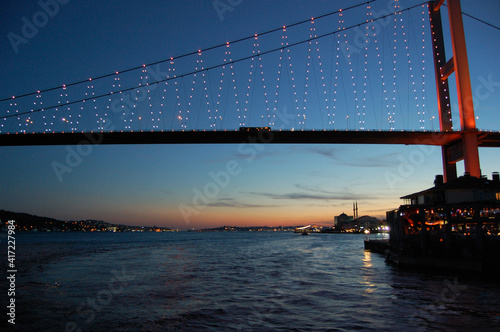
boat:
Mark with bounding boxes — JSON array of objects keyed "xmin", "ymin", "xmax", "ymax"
[{"xmin": 295, "ymin": 225, "xmax": 311, "ymax": 235}]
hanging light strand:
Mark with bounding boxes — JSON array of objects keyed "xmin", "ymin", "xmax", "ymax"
[
  {"xmin": 421, "ymin": 4, "xmax": 429, "ymax": 130},
  {"xmin": 404, "ymin": 9, "xmax": 419, "ymax": 129},
  {"xmin": 197, "ymin": 51, "xmax": 213, "ymax": 129},
  {"xmin": 312, "ymin": 19, "xmax": 329, "ymax": 131},
  {"xmin": 272, "ymin": 27, "xmax": 288, "ymax": 127},
  {"xmin": 302, "ymin": 19, "xmax": 317, "ymax": 130},
  {"xmin": 159, "ymin": 65, "xmax": 170, "ymax": 131},
  {"xmin": 332, "ymin": 10, "xmax": 345, "ymax": 129},
  {"xmin": 215, "ymin": 45, "xmax": 228, "ymax": 130},
  {"xmin": 389, "ymin": 0, "xmax": 401, "ymax": 130},
  {"xmin": 285, "ymin": 29, "xmax": 300, "ymax": 130},
  {"xmin": 242, "ymin": 35, "xmax": 259, "ymax": 127},
  {"xmin": 360, "ymin": 4, "xmax": 372, "ymax": 130},
  {"xmin": 256, "ymin": 37, "xmax": 271, "ymax": 126},
  {"xmin": 226, "ymin": 43, "xmax": 240, "ymax": 129}
]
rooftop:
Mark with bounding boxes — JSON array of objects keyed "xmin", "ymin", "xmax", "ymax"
[{"xmin": 400, "ymin": 172, "xmax": 500, "ymax": 207}]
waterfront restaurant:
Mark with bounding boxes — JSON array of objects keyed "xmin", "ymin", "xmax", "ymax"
[{"xmin": 387, "ymin": 172, "xmax": 500, "ymax": 272}]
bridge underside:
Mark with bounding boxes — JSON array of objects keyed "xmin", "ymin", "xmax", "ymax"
[{"xmin": 1, "ymin": 130, "xmax": 500, "ymax": 147}]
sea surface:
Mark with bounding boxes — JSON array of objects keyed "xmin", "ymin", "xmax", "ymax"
[{"xmin": 2, "ymin": 231, "xmax": 500, "ymax": 331}]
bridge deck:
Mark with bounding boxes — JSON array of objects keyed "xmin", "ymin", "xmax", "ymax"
[{"xmin": 1, "ymin": 130, "xmax": 499, "ymax": 147}]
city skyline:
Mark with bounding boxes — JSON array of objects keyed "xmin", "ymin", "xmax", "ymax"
[{"xmin": 1, "ymin": 0, "xmax": 499, "ymax": 230}]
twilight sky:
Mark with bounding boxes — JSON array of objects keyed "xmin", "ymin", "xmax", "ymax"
[{"xmin": 0, "ymin": 0, "xmax": 499, "ymax": 230}]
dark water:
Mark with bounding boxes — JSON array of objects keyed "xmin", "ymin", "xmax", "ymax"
[{"xmin": 2, "ymin": 232, "xmax": 500, "ymax": 331}]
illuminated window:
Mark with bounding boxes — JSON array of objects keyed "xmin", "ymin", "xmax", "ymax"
[{"xmin": 496, "ymin": 192, "xmax": 500, "ymax": 201}]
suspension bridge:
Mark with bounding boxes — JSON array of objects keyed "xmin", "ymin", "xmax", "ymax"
[{"xmin": 1, "ymin": 0, "xmax": 499, "ymax": 183}]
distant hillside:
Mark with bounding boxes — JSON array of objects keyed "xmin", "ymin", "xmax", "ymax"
[
  {"xmin": 0, "ymin": 210, "xmax": 173, "ymax": 232},
  {"xmin": 1, "ymin": 210, "xmax": 62, "ymax": 229},
  {"xmin": 0, "ymin": 209, "xmax": 108, "ymax": 231}
]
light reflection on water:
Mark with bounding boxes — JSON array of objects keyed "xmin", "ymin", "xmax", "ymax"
[
  {"xmin": 5, "ymin": 232, "xmax": 500, "ymax": 331},
  {"xmin": 362, "ymin": 250, "xmax": 376, "ymax": 294}
]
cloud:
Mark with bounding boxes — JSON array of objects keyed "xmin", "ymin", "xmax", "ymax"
[
  {"xmin": 205, "ymin": 197, "xmax": 280, "ymax": 208},
  {"xmin": 290, "ymin": 145, "xmax": 401, "ymax": 168},
  {"xmin": 339, "ymin": 152, "xmax": 402, "ymax": 168},
  {"xmin": 308, "ymin": 147, "xmax": 338, "ymax": 159},
  {"xmin": 293, "ymin": 183, "xmax": 378, "ymax": 199},
  {"xmin": 247, "ymin": 190, "xmax": 362, "ymax": 201},
  {"xmin": 235, "ymin": 148, "xmax": 282, "ymax": 161},
  {"xmin": 287, "ymin": 145, "xmax": 338, "ymax": 160},
  {"xmin": 244, "ymin": 180, "xmax": 391, "ymax": 203}
]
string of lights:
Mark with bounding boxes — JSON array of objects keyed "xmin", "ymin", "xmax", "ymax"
[
  {"xmin": 420, "ymin": 4, "xmax": 429, "ymax": 131},
  {"xmin": 214, "ymin": 45, "xmax": 229, "ymax": 130},
  {"xmin": 312, "ymin": 18, "xmax": 329, "ymax": 131},
  {"xmin": 198, "ymin": 52, "xmax": 213, "ymax": 129},
  {"xmin": 271, "ymin": 28, "xmax": 288, "ymax": 127},
  {"xmin": 389, "ymin": 0, "xmax": 400, "ymax": 130},
  {"xmin": 359, "ymin": 4, "xmax": 371, "ymax": 130},
  {"xmin": 345, "ymin": 11, "xmax": 357, "ymax": 130},
  {"xmin": 256, "ymin": 36, "xmax": 270, "ymax": 127},
  {"xmin": 376, "ymin": 10, "xmax": 387, "ymax": 130},
  {"xmin": 302, "ymin": 22, "xmax": 314, "ymax": 130},
  {"xmin": 227, "ymin": 43, "xmax": 240, "ymax": 129},
  {"xmin": 331, "ymin": 10, "xmax": 344, "ymax": 129},
  {"xmin": 242, "ymin": 37, "xmax": 257, "ymax": 127},
  {"xmin": 159, "ymin": 65, "xmax": 170, "ymax": 130},
  {"xmin": 283, "ymin": 27, "xmax": 300, "ymax": 130},
  {"xmin": 403, "ymin": 5, "xmax": 417, "ymax": 129}
]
